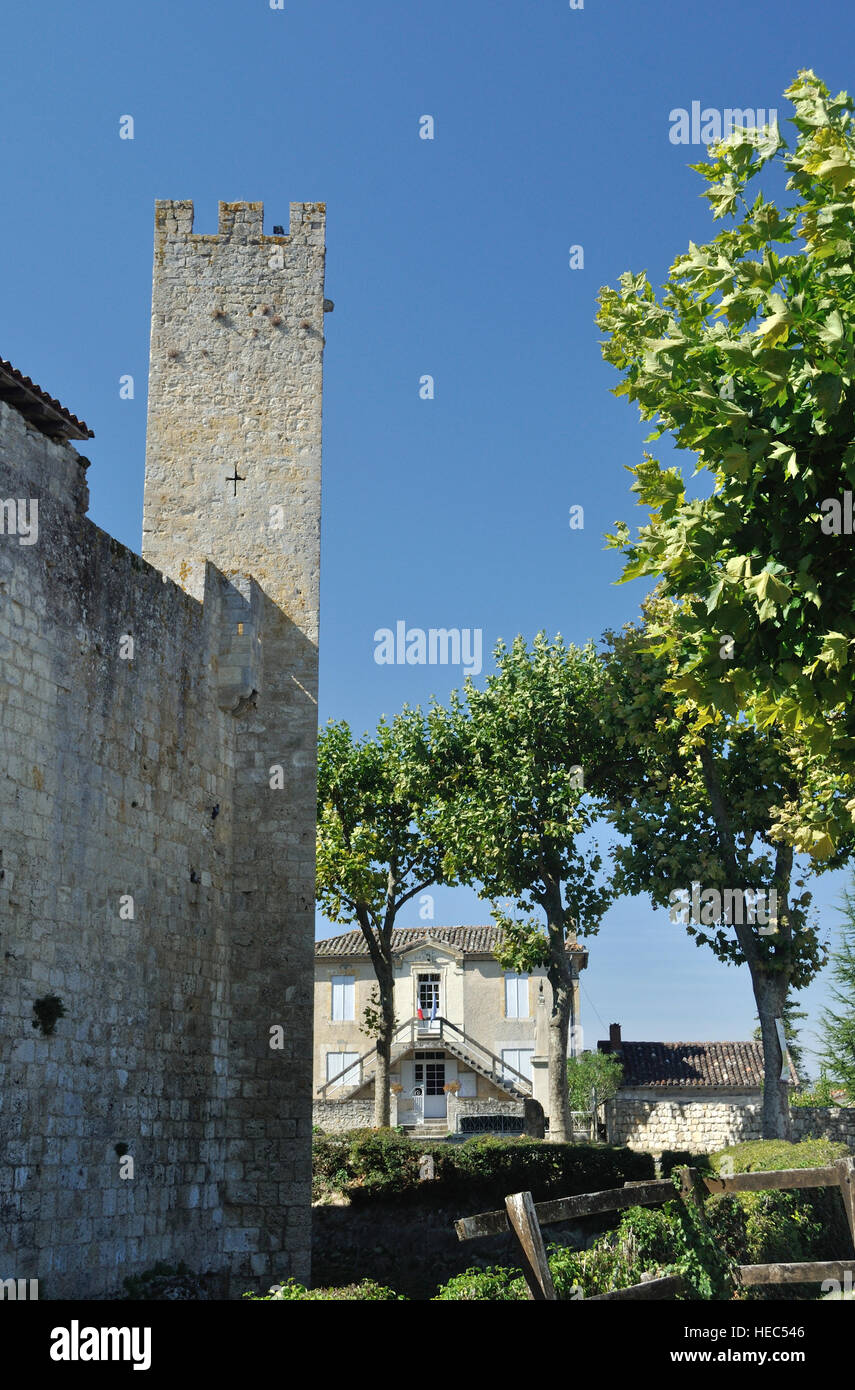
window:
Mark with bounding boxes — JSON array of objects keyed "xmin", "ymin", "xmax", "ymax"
[
  {"xmin": 504, "ymin": 973, "xmax": 530, "ymax": 1018},
  {"xmin": 501, "ymin": 1048, "xmax": 534, "ymax": 1082},
  {"xmin": 414, "ymin": 1056, "xmax": 446, "ymax": 1095},
  {"xmin": 417, "ymin": 973, "xmax": 440, "ymax": 1020},
  {"xmin": 331, "ymin": 975, "xmax": 354, "ymax": 1021},
  {"xmin": 326, "ymin": 1052, "xmax": 360, "ymax": 1088}
]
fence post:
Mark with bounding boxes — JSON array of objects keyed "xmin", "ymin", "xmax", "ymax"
[
  {"xmin": 678, "ymin": 1166, "xmax": 707, "ymax": 1218},
  {"xmin": 835, "ymin": 1157, "xmax": 855, "ymax": 1253},
  {"xmin": 504, "ymin": 1191, "xmax": 557, "ymax": 1301}
]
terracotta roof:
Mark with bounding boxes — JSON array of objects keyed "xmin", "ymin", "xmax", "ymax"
[
  {"xmin": 315, "ymin": 925, "xmax": 586, "ymax": 959},
  {"xmin": 0, "ymin": 358, "xmax": 93, "ymax": 441},
  {"xmin": 597, "ymin": 1039, "xmax": 795, "ymax": 1089}
]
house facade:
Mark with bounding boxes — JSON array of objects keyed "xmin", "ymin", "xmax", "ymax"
[{"xmin": 313, "ymin": 926, "xmax": 587, "ymax": 1131}]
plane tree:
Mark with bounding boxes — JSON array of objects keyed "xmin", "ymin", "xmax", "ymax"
[
  {"xmin": 316, "ymin": 710, "xmax": 448, "ymax": 1127},
  {"xmin": 599, "ymin": 594, "xmax": 835, "ymax": 1138},
  {"xmin": 429, "ymin": 634, "xmax": 615, "ymax": 1143},
  {"xmin": 597, "ymin": 70, "xmax": 855, "ymax": 858}
]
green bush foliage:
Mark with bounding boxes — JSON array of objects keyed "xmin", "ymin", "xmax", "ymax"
[
  {"xmin": 706, "ymin": 1138, "xmax": 851, "ymax": 1299},
  {"xmin": 312, "ymin": 1128, "xmax": 654, "ymax": 1204},
  {"xmin": 432, "ymin": 1195, "xmax": 736, "ymax": 1300},
  {"xmin": 243, "ymin": 1277, "xmax": 405, "ymax": 1301},
  {"xmin": 432, "ymin": 1266, "xmax": 528, "ymax": 1301},
  {"xmin": 709, "ymin": 1138, "xmax": 848, "ymax": 1175}
]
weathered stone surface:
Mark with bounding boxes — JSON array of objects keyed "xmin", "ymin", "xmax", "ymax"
[{"xmin": 0, "ymin": 198, "xmax": 324, "ymax": 1298}]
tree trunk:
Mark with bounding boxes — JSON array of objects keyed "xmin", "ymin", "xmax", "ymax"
[
  {"xmin": 543, "ymin": 881, "xmax": 574, "ymax": 1143},
  {"xmin": 698, "ymin": 743, "xmax": 794, "ymax": 1142},
  {"xmin": 751, "ymin": 964, "xmax": 792, "ymax": 1141},
  {"xmin": 373, "ymin": 960, "xmax": 396, "ymax": 1128}
]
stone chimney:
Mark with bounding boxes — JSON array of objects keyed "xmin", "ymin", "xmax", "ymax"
[{"xmin": 609, "ymin": 1022, "xmax": 622, "ymax": 1052}]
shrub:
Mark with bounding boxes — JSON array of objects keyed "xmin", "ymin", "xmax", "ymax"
[
  {"xmin": 432, "ymin": 1197, "xmax": 736, "ymax": 1301},
  {"xmin": 707, "ymin": 1138, "xmax": 851, "ymax": 1299},
  {"xmin": 709, "ymin": 1138, "xmax": 848, "ymax": 1176},
  {"xmin": 312, "ymin": 1128, "xmax": 655, "ymax": 1204},
  {"xmin": 244, "ymin": 1277, "xmax": 404, "ymax": 1301},
  {"xmin": 432, "ymin": 1266, "xmax": 528, "ymax": 1300}
]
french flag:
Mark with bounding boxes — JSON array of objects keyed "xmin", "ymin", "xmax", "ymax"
[{"xmin": 417, "ymin": 1005, "xmax": 424, "ymax": 1021}]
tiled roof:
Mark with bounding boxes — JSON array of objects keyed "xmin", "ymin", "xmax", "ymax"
[
  {"xmin": 315, "ymin": 925, "xmax": 586, "ymax": 959},
  {"xmin": 0, "ymin": 357, "xmax": 93, "ymax": 441},
  {"xmin": 597, "ymin": 1039, "xmax": 792, "ymax": 1089}
]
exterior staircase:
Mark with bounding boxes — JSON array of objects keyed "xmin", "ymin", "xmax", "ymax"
[{"xmin": 317, "ymin": 1015, "xmax": 533, "ymax": 1103}]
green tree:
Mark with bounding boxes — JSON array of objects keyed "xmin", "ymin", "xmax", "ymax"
[
  {"xmin": 599, "ymin": 594, "xmax": 827, "ymax": 1138},
  {"xmin": 566, "ymin": 1049, "xmax": 623, "ymax": 1114},
  {"xmin": 316, "ymin": 711, "xmax": 448, "ymax": 1127},
  {"xmin": 597, "ymin": 70, "xmax": 855, "ymax": 858},
  {"xmin": 430, "ymin": 634, "xmax": 615, "ymax": 1143},
  {"xmin": 816, "ymin": 880, "xmax": 855, "ymax": 1100}
]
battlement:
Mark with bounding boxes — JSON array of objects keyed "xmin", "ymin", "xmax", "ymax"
[{"xmin": 154, "ymin": 199, "xmax": 325, "ymax": 246}]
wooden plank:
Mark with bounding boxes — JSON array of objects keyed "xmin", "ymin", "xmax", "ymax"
[
  {"xmin": 456, "ymin": 1178, "xmax": 676, "ymax": 1242},
  {"xmin": 835, "ymin": 1157, "xmax": 855, "ymax": 1253},
  {"xmin": 738, "ymin": 1260, "xmax": 855, "ymax": 1286},
  {"xmin": 504, "ymin": 1191, "xmax": 557, "ymax": 1301},
  {"xmin": 587, "ymin": 1274, "xmax": 686, "ymax": 1301},
  {"xmin": 703, "ymin": 1166, "xmax": 839, "ymax": 1195}
]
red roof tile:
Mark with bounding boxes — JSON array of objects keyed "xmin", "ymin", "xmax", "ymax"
[{"xmin": 0, "ymin": 358, "xmax": 93, "ymax": 441}]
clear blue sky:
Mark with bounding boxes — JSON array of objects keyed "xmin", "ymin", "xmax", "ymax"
[{"xmin": 3, "ymin": 0, "xmax": 854, "ymax": 1070}]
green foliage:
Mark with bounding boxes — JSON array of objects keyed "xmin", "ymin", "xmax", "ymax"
[
  {"xmin": 317, "ymin": 711, "xmax": 445, "ymax": 932},
  {"xmin": 431, "ymin": 1266, "xmax": 528, "ymax": 1301},
  {"xmin": 816, "ymin": 878, "xmax": 855, "ymax": 1099},
  {"xmin": 597, "ymin": 69, "xmax": 855, "ymax": 856},
  {"xmin": 600, "ymin": 596, "xmax": 822, "ymax": 985},
  {"xmin": 432, "ymin": 1201, "xmax": 735, "ymax": 1301},
  {"xmin": 244, "ymin": 1278, "xmax": 405, "ymax": 1301},
  {"xmin": 706, "ymin": 1138, "xmax": 851, "ymax": 1296},
  {"xmin": 429, "ymin": 634, "xmax": 615, "ymax": 934},
  {"xmin": 710, "ymin": 1137, "xmax": 848, "ymax": 1173},
  {"xmin": 660, "ymin": 1150, "xmax": 711, "ymax": 1179},
  {"xmin": 566, "ymin": 1049, "xmax": 623, "ymax": 1112},
  {"xmin": 428, "ymin": 632, "xmax": 617, "ymax": 1139},
  {"xmin": 312, "ymin": 1129, "xmax": 654, "ymax": 1204},
  {"xmin": 790, "ymin": 1073, "xmax": 840, "ymax": 1106}
]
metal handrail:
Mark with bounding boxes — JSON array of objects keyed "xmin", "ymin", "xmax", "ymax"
[
  {"xmin": 434, "ymin": 1016, "xmax": 533, "ymax": 1091},
  {"xmin": 316, "ymin": 1013, "xmax": 534, "ymax": 1097},
  {"xmin": 316, "ymin": 1015, "xmax": 420, "ymax": 1097}
]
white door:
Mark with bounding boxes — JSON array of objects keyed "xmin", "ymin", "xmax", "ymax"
[{"xmin": 415, "ymin": 1054, "xmax": 447, "ymax": 1118}]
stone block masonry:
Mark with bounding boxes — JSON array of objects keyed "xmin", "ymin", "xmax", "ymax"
[{"xmin": 0, "ymin": 198, "xmax": 325, "ymax": 1297}]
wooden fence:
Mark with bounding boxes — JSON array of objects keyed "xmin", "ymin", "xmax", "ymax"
[{"xmin": 454, "ymin": 1156, "xmax": 855, "ymax": 1301}]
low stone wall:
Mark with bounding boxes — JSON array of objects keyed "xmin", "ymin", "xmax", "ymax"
[
  {"xmin": 608, "ymin": 1093, "xmax": 855, "ymax": 1154},
  {"xmin": 313, "ymin": 1099, "xmax": 374, "ymax": 1133},
  {"xmin": 608, "ymin": 1091, "xmax": 763, "ymax": 1153},
  {"xmin": 448, "ymin": 1096, "xmax": 524, "ymax": 1133},
  {"xmin": 792, "ymin": 1106, "xmax": 855, "ymax": 1148}
]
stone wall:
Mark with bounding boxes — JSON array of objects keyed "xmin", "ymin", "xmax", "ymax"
[
  {"xmin": 0, "ymin": 199, "xmax": 324, "ymax": 1299},
  {"xmin": 312, "ymin": 1100, "xmax": 375, "ymax": 1133},
  {"xmin": 142, "ymin": 201, "xmax": 326, "ymax": 1292},
  {"xmin": 792, "ymin": 1107, "xmax": 855, "ymax": 1148},
  {"xmin": 607, "ymin": 1092, "xmax": 855, "ymax": 1154},
  {"xmin": 448, "ymin": 1096, "xmax": 524, "ymax": 1133},
  {"xmin": 607, "ymin": 1090, "xmax": 763, "ymax": 1152}
]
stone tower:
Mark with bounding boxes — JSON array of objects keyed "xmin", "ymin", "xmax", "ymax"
[{"xmin": 143, "ymin": 199, "xmax": 327, "ymax": 1289}]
